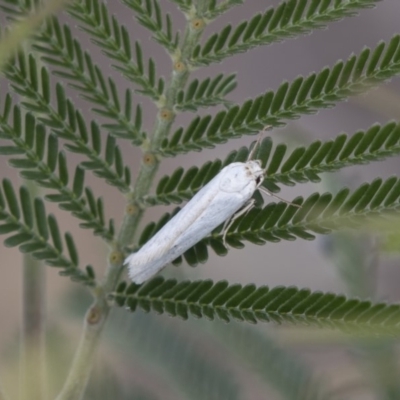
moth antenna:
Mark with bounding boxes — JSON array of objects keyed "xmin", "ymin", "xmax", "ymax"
[
  {"xmin": 247, "ymin": 134, "xmax": 263, "ymax": 161},
  {"xmin": 247, "ymin": 125, "xmax": 272, "ymax": 161},
  {"xmin": 259, "ymin": 187, "xmax": 302, "ymax": 208}
]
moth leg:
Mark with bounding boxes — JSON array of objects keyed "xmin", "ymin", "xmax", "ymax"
[
  {"xmin": 222, "ymin": 199, "xmax": 255, "ymax": 248},
  {"xmin": 259, "ymin": 187, "xmax": 301, "ymax": 208}
]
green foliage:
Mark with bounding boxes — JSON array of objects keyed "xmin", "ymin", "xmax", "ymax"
[
  {"xmin": 67, "ymin": 0, "xmax": 165, "ymax": 100},
  {"xmin": 162, "ymin": 35, "xmax": 400, "ymax": 155},
  {"xmin": 168, "ymin": 0, "xmax": 245, "ymax": 19},
  {"xmin": 1, "ymin": 0, "xmax": 400, "ymax": 398},
  {"xmin": 0, "ymin": 179, "xmax": 95, "ymax": 285},
  {"xmin": 202, "ymin": 0, "xmax": 244, "ymax": 19},
  {"xmin": 138, "ymin": 176, "xmax": 400, "ymax": 267},
  {"xmin": 192, "ymin": 0, "xmax": 382, "ymax": 65},
  {"xmin": 1, "ymin": 1, "xmax": 148, "ymax": 140},
  {"xmin": 144, "ymin": 122, "xmax": 400, "ymax": 206},
  {"xmin": 175, "ymin": 73, "xmax": 237, "ymax": 111},
  {"xmin": 142, "ymin": 141, "xmax": 253, "ymax": 206},
  {"xmin": 166, "ymin": 0, "xmax": 193, "ymax": 14},
  {"xmin": 122, "ymin": 0, "xmax": 179, "ymax": 53},
  {"xmin": 0, "ymin": 0, "xmax": 399, "ymax": 331},
  {"xmin": 3, "ymin": 52, "xmax": 132, "ymax": 192},
  {"xmin": 113, "ymin": 276, "xmax": 400, "ymax": 334},
  {"xmin": 33, "ymin": 17, "xmax": 145, "ymax": 142},
  {"xmin": 1, "ymin": 0, "xmax": 163, "ymax": 98},
  {"xmin": 0, "ymin": 97, "xmax": 115, "ymax": 241}
]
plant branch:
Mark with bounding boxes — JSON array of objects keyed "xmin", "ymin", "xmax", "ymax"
[
  {"xmin": 192, "ymin": 0, "xmax": 382, "ymax": 66},
  {"xmin": 54, "ymin": 297, "xmax": 109, "ymax": 400},
  {"xmin": 20, "ymin": 254, "xmax": 47, "ymax": 400},
  {"xmin": 113, "ymin": 277, "xmax": 400, "ymax": 333},
  {"xmin": 4, "ymin": 57, "xmax": 131, "ymax": 192},
  {"xmin": 161, "ymin": 35, "xmax": 400, "ymax": 155},
  {"xmin": 67, "ymin": 0, "xmax": 164, "ymax": 101},
  {"xmin": 0, "ymin": 105, "xmax": 114, "ymax": 242},
  {"xmin": 19, "ymin": 177, "xmax": 47, "ymax": 400},
  {"xmin": 122, "ymin": 0, "xmax": 179, "ymax": 53},
  {"xmin": 0, "ymin": 3, "xmax": 144, "ymax": 143},
  {"xmin": 0, "ymin": 179, "xmax": 93, "ymax": 284},
  {"xmin": 36, "ymin": 18, "xmax": 143, "ymax": 143},
  {"xmin": 54, "ymin": 3, "xmax": 207, "ymax": 399},
  {"xmin": 117, "ymin": 7, "xmax": 206, "ymax": 246},
  {"xmin": 141, "ymin": 122, "xmax": 400, "ymax": 206}
]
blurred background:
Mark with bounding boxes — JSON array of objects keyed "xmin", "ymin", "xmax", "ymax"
[{"xmin": 1, "ymin": 0, "xmax": 400, "ymax": 398}]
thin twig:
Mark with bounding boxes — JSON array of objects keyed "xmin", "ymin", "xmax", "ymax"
[
  {"xmin": 55, "ymin": 3, "xmax": 207, "ymax": 399},
  {"xmin": 20, "ymin": 178, "xmax": 47, "ymax": 400},
  {"xmin": 20, "ymin": 255, "xmax": 47, "ymax": 400},
  {"xmin": 55, "ymin": 298, "xmax": 109, "ymax": 400}
]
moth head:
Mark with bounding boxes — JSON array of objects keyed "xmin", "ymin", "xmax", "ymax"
[
  {"xmin": 219, "ymin": 161, "xmax": 264, "ymax": 193},
  {"xmin": 246, "ymin": 160, "xmax": 264, "ymax": 186}
]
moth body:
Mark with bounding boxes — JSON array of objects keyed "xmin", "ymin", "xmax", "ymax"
[{"xmin": 125, "ymin": 160, "xmax": 264, "ymax": 284}]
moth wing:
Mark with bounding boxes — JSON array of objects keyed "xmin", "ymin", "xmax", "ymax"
[{"xmin": 126, "ymin": 177, "xmax": 222, "ymax": 283}]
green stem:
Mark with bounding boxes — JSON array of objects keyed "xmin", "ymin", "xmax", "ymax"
[
  {"xmin": 118, "ymin": 10, "xmax": 205, "ymax": 247},
  {"xmin": 55, "ymin": 261, "xmax": 122, "ymax": 400},
  {"xmin": 20, "ymin": 255, "xmax": 47, "ymax": 400},
  {"xmin": 18, "ymin": 174, "xmax": 47, "ymax": 400},
  {"xmin": 54, "ymin": 298, "xmax": 109, "ymax": 400},
  {"xmin": 55, "ymin": 3, "xmax": 207, "ymax": 398}
]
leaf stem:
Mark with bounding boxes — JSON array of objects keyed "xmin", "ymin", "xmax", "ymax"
[
  {"xmin": 118, "ymin": 10, "xmax": 205, "ymax": 246},
  {"xmin": 19, "ymin": 177, "xmax": 47, "ymax": 400},
  {"xmin": 20, "ymin": 254, "xmax": 47, "ymax": 400},
  {"xmin": 55, "ymin": 3, "xmax": 207, "ymax": 399},
  {"xmin": 0, "ymin": 114, "xmax": 113, "ymax": 242},
  {"xmin": 54, "ymin": 297, "xmax": 109, "ymax": 400}
]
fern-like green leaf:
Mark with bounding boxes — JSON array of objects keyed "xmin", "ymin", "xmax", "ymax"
[
  {"xmin": 3, "ymin": 54, "xmax": 132, "ymax": 192},
  {"xmin": 0, "ymin": 179, "xmax": 95, "ymax": 285},
  {"xmin": 145, "ymin": 122, "xmax": 400, "ymax": 205},
  {"xmin": 66, "ymin": 0, "xmax": 164, "ymax": 100},
  {"xmin": 162, "ymin": 35, "xmax": 400, "ymax": 155},
  {"xmin": 27, "ymin": 17, "xmax": 145, "ymax": 142},
  {"xmin": 138, "ymin": 175, "xmax": 400, "ymax": 266},
  {"xmin": 122, "ymin": 0, "xmax": 179, "ymax": 53},
  {"xmin": 192, "ymin": 0, "xmax": 381, "ymax": 66},
  {"xmin": 175, "ymin": 73, "xmax": 236, "ymax": 112},
  {"xmin": 0, "ymin": 99, "xmax": 115, "ymax": 241},
  {"xmin": 1, "ymin": 0, "xmax": 162, "ymax": 107},
  {"xmin": 142, "ymin": 140, "xmax": 257, "ymax": 206},
  {"xmin": 167, "ymin": 0, "xmax": 193, "ymax": 13},
  {"xmin": 203, "ymin": 0, "xmax": 244, "ymax": 20},
  {"xmin": 113, "ymin": 277, "xmax": 400, "ymax": 334}
]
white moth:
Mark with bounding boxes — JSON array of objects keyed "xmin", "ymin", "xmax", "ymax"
[{"xmin": 125, "ymin": 140, "xmax": 296, "ymax": 284}]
